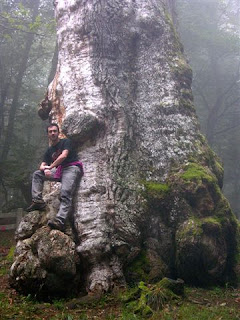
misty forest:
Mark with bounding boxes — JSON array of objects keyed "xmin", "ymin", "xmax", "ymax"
[{"xmin": 0, "ymin": 0, "xmax": 240, "ymax": 319}]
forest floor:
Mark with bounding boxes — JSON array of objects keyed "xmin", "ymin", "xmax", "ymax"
[{"xmin": 0, "ymin": 230, "xmax": 240, "ymax": 320}]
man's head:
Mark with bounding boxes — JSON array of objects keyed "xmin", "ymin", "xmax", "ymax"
[{"xmin": 47, "ymin": 123, "xmax": 60, "ymax": 145}]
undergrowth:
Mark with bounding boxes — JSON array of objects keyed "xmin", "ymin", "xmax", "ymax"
[{"xmin": 0, "ymin": 237, "xmax": 239, "ymax": 319}]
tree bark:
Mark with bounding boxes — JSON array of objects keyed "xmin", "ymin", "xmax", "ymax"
[
  {"xmin": 47, "ymin": 0, "xmax": 238, "ymax": 292},
  {"xmin": 47, "ymin": 42, "xmax": 58, "ymax": 85}
]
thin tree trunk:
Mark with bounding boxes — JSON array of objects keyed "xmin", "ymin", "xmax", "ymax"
[
  {"xmin": 205, "ymin": 50, "xmax": 221, "ymax": 145},
  {"xmin": 0, "ymin": 0, "xmax": 40, "ymax": 161},
  {"xmin": 0, "ymin": 82, "xmax": 10, "ymax": 141}
]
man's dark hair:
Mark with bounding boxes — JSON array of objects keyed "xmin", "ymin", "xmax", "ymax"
[{"xmin": 46, "ymin": 123, "xmax": 60, "ymax": 133}]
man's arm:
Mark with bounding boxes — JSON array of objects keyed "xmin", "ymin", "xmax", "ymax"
[
  {"xmin": 46, "ymin": 149, "xmax": 69, "ymax": 169},
  {"xmin": 43, "ymin": 150, "xmax": 69, "ymax": 178}
]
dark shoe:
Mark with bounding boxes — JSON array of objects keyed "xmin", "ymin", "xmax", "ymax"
[
  {"xmin": 47, "ymin": 219, "xmax": 65, "ymax": 231},
  {"xmin": 26, "ymin": 201, "xmax": 46, "ymax": 212}
]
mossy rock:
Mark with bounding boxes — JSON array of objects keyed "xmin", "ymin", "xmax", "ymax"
[
  {"xmin": 145, "ymin": 249, "xmax": 169, "ymax": 283},
  {"xmin": 168, "ymin": 162, "xmax": 222, "ymax": 217},
  {"xmin": 175, "ymin": 215, "xmax": 238, "ymax": 286},
  {"xmin": 158, "ymin": 277, "xmax": 184, "ymax": 296},
  {"xmin": 176, "ymin": 218, "xmax": 203, "ymax": 243},
  {"xmin": 125, "ymin": 250, "xmax": 151, "ymax": 285},
  {"xmin": 140, "ymin": 154, "xmax": 239, "ymax": 287}
]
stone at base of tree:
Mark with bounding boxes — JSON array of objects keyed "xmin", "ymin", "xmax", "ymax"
[
  {"xmin": 65, "ymin": 294, "xmax": 102, "ymax": 310},
  {"xmin": 9, "ymin": 226, "xmax": 80, "ymax": 299},
  {"xmin": 159, "ymin": 277, "xmax": 185, "ymax": 296}
]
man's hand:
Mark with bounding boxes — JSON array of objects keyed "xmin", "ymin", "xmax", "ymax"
[
  {"xmin": 43, "ymin": 165, "xmax": 51, "ymax": 170},
  {"xmin": 44, "ymin": 169, "xmax": 52, "ymax": 178},
  {"xmin": 39, "ymin": 162, "xmax": 49, "ymax": 171}
]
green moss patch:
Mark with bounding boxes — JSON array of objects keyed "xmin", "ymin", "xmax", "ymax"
[
  {"xmin": 180, "ymin": 163, "xmax": 216, "ymax": 184},
  {"xmin": 6, "ymin": 246, "xmax": 15, "ymax": 262},
  {"xmin": 176, "ymin": 218, "xmax": 203, "ymax": 242},
  {"xmin": 125, "ymin": 250, "xmax": 151, "ymax": 285},
  {"xmin": 144, "ymin": 182, "xmax": 170, "ymax": 199},
  {"xmin": 202, "ymin": 217, "xmax": 221, "ymax": 228},
  {"xmin": 179, "ymin": 97, "xmax": 195, "ymax": 112},
  {"xmin": 172, "ymin": 58, "xmax": 192, "ymax": 80}
]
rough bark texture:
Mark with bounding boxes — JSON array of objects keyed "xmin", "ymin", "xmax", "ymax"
[{"xmin": 10, "ymin": 0, "xmax": 239, "ymax": 297}]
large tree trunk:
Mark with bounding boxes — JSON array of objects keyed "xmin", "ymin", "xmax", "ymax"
[{"xmin": 10, "ymin": 0, "xmax": 239, "ymax": 297}]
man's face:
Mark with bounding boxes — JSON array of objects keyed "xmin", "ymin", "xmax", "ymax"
[{"xmin": 47, "ymin": 126, "xmax": 59, "ymax": 143}]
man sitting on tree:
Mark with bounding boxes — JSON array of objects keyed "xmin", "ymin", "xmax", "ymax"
[{"xmin": 27, "ymin": 123, "xmax": 83, "ymax": 231}]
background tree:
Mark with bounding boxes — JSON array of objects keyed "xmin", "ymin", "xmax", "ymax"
[
  {"xmin": 176, "ymin": 0, "xmax": 240, "ymax": 218},
  {"xmin": 0, "ymin": 0, "xmax": 56, "ymax": 211}
]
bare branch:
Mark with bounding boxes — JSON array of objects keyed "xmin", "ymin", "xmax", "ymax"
[
  {"xmin": 0, "ymin": 23, "xmax": 45, "ymax": 37},
  {"xmin": 214, "ymin": 122, "xmax": 240, "ymax": 136},
  {"xmin": 194, "ymin": 85, "xmax": 210, "ymax": 110},
  {"xmin": 216, "ymin": 61, "xmax": 240, "ymax": 103},
  {"xmin": 218, "ymin": 96, "xmax": 240, "ymax": 119}
]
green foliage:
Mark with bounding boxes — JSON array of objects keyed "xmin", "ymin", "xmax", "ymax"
[
  {"xmin": 53, "ymin": 299, "xmax": 66, "ymax": 310},
  {"xmin": 146, "ymin": 281, "xmax": 180, "ymax": 311},
  {"xmin": 122, "ymin": 279, "xmax": 184, "ymax": 318},
  {"xmin": 160, "ymin": 303, "xmax": 238, "ymax": 320},
  {"xmin": 134, "ymin": 282, "xmax": 153, "ymax": 317},
  {"xmin": 6, "ymin": 245, "xmax": 15, "ymax": 262},
  {"xmin": 0, "ymin": 264, "xmax": 8, "ymax": 276},
  {"xmin": 0, "ymin": 1, "xmax": 56, "ymax": 37}
]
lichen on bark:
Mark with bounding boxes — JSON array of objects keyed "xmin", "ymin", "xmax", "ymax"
[{"xmin": 10, "ymin": 0, "xmax": 239, "ymax": 297}]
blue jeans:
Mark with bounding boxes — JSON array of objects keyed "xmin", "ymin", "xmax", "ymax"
[{"xmin": 32, "ymin": 166, "xmax": 81, "ymax": 223}]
